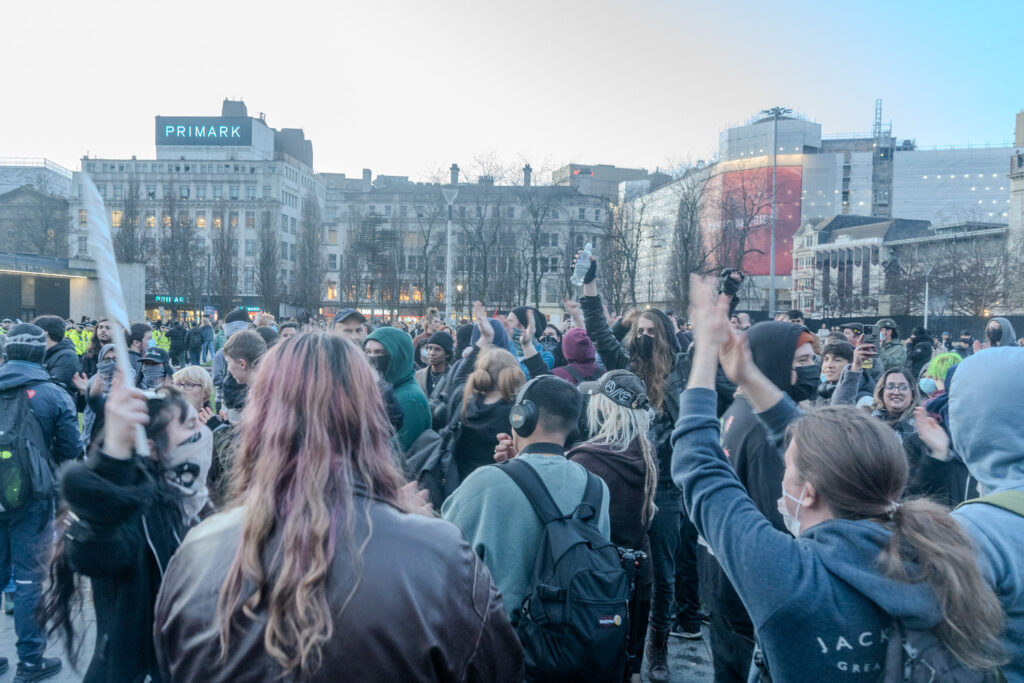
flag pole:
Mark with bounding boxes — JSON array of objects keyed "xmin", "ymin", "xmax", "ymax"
[{"xmin": 81, "ymin": 176, "xmax": 149, "ymax": 456}]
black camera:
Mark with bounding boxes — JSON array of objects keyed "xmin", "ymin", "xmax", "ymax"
[{"xmin": 718, "ymin": 268, "xmax": 745, "ymax": 298}]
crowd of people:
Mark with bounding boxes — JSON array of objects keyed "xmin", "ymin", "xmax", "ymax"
[{"xmin": 0, "ymin": 261, "xmax": 1021, "ymax": 682}]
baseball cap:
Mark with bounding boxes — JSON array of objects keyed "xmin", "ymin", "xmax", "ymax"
[
  {"xmin": 334, "ymin": 308, "xmax": 367, "ymax": 325},
  {"xmin": 578, "ymin": 370, "xmax": 650, "ymax": 410},
  {"xmin": 142, "ymin": 347, "xmax": 169, "ymax": 364},
  {"xmin": 840, "ymin": 322, "xmax": 864, "ymax": 335},
  {"xmin": 876, "ymin": 318, "xmax": 897, "ymax": 330}
]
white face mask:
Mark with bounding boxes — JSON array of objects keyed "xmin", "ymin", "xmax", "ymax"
[{"xmin": 777, "ymin": 483, "xmax": 808, "ymax": 537}]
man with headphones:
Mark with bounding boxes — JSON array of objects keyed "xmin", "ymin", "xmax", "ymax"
[{"xmin": 441, "ymin": 375, "xmax": 611, "ymax": 623}]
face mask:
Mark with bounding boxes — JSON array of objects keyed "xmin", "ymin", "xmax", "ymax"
[
  {"xmin": 420, "ymin": 348, "xmax": 429, "ymax": 363},
  {"xmin": 919, "ymin": 377, "xmax": 937, "ymax": 396},
  {"xmin": 141, "ymin": 364, "xmax": 165, "ymax": 388},
  {"xmin": 820, "ymin": 372, "xmax": 829, "ymax": 384},
  {"xmin": 987, "ymin": 327, "xmax": 1002, "ymax": 344},
  {"xmin": 369, "ymin": 354, "xmax": 390, "ymax": 376},
  {"xmin": 97, "ymin": 359, "xmax": 117, "ymax": 378},
  {"xmin": 788, "ymin": 364, "xmax": 821, "ymax": 402},
  {"xmin": 147, "ymin": 338, "xmax": 157, "ymax": 348},
  {"xmin": 539, "ymin": 335, "xmax": 559, "ymax": 353},
  {"xmin": 777, "ymin": 483, "xmax": 808, "ymax": 537},
  {"xmin": 633, "ymin": 334, "xmax": 654, "ymax": 360},
  {"xmin": 162, "ymin": 427, "xmax": 212, "ymax": 523}
]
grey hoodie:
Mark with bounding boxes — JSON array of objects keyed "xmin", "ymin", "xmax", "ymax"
[
  {"xmin": 987, "ymin": 317, "xmax": 1018, "ymax": 348},
  {"xmin": 950, "ymin": 347, "xmax": 1024, "ymax": 679},
  {"xmin": 672, "ymin": 389, "xmax": 944, "ymax": 681}
]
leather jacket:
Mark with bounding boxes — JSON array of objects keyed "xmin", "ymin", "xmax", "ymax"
[{"xmin": 154, "ymin": 491, "xmax": 523, "ymax": 683}]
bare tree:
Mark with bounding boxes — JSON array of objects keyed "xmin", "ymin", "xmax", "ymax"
[
  {"xmin": 713, "ymin": 166, "xmax": 772, "ymax": 272},
  {"xmin": 156, "ymin": 184, "xmax": 201, "ymax": 316},
  {"xmin": 1, "ymin": 188, "xmax": 70, "ymax": 258},
  {"xmin": 112, "ymin": 180, "xmax": 148, "ymax": 263},
  {"xmin": 604, "ymin": 193, "xmax": 648, "ymax": 313},
  {"xmin": 294, "ymin": 192, "xmax": 328, "ymax": 315},
  {"xmin": 667, "ymin": 169, "xmax": 717, "ymax": 314},
  {"xmin": 455, "ymin": 182, "xmax": 510, "ymax": 307},
  {"xmin": 412, "ymin": 187, "xmax": 448, "ymax": 313},
  {"xmin": 210, "ymin": 220, "xmax": 239, "ymax": 313},
  {"xmin": 256, "ymin": 208, "xmax": 282, "ymax": 316},
  {"xmin": 940, "ymin": 233, "xmax": 1010, "ymax": 316}
]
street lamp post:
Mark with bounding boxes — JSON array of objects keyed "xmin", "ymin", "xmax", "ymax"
[
  {"xmin": 441, "ymin": 186, "xmax": 459, "ymax": 327},
  {"xmin": 760, "ymin": 106, "xmax": 792, "ymax": 318}
]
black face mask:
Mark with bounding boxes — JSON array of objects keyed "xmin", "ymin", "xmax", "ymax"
[
  {"xmin": 987, "ymin": 327, "xmax": 1002, "ymax": 345},
  {"xmin": 369, "ymin": 354, "xmax": 390, "ymax": 376},
  {"xmin": 539, "ymin": 335, "xmax": 559, "ymax": 353},
  {"xmin": 788, "ymin": 364, "xmax": 821, "ymax": 402},
  {"xmin": 633, "ymin": 334, "xmax": 654, "ymax": 360}
]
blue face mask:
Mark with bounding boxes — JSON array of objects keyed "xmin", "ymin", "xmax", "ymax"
[
  {"xmin": 147, "ymin": 338, "xmax": 157, "ymax": 348},
  {"xmin": 820, "ymin": 373, "xmax": 829, "ymax": 384},
  {"xmin": 919, "ymin": 377, "xmax": 937, "ymax": 396}
]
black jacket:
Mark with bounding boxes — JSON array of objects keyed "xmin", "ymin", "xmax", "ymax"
[
  {"xmin": 43, "ymin": 337, "xmax": 80, "ymax": 397},
  {"xmin": 454, "ymin": 394, "xmax": 514, "ymax": 480},
  {"xmin": 154, "ymin": 488, "xmax": 522, "ymax": 683},
  {"xmin": 61, "ymin": 452, "xmax": 185, "ymax": 683},
  {"xmin": 165, "ymin": 324, "xmax": 186, "ymax": 352}
]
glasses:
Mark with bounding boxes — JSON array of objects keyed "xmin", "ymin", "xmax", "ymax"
[
  {"xmin": 884, "ymin": 383, "xmax": 910, "ymax": 392},
  {"xmin": 174, "ymin": 382, "xmax": 203, "ymax": 391}
]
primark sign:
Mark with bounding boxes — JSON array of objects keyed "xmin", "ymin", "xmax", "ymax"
[{"xmin": 155, "ymin": 116, "xmax": 252, "ymax": 146}]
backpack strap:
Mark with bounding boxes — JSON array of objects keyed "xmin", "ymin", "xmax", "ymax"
[
  {"xmin": 499, "ymin": 459, "xmax": 565, "ymax": 525},
  {"xmin": 576, "ymin": 471, "xmax": 603, "ymax": 522},
  {"xmin": 956, "ymin": 491, "xmax": 1024, "ymax": 518}
]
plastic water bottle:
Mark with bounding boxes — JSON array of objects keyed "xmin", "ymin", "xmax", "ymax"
[{"xmin": 570, "ymin": 242, "xmax": 593, "ymax": 287}]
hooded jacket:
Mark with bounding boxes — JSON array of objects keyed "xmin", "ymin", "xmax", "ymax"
[
  {"xmin": 43, "ymin": 336, "xmax": 81, "ymax": 397},
  {"xmin": 552, "ymin": 328, "xmax": 604, "ymax": 385},
  {"xmin": 986, "ymin": 317, "xmax": 1018, "ymax": 348},
  {"xmin": 454, "ymin": 394, "xmax": 514, "ymax": 480},
  {"xmin": 367, "ymin": 327, "xmax": 431, "ymax": 452},
  {"xmin": 706, "ymin": 321, "xmax": 802, "ymax": 630},
  {"xmin": 950, "ymin": 347, "xmax": 1024, "ymax": 679},
  {"xmin": 673, "ymin": 389, "xmax": 947, "ymax": 682}
]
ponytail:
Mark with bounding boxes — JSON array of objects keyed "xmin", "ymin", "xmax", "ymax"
[
  {"xmin": 460, "ymin": 347, "xmax": 525, "ymax": 417},
  {"xmin": 880, "ymin": 498, "xmax": 1006, "ymax": 672}
]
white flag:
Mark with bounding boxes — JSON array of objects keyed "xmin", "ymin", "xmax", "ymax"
[{"xmin": 81, "ymin": 176, "xmax": 130, "ymax": 330}]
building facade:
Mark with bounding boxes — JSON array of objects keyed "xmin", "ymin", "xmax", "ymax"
[
  {"xmin": 70, "ymin": 100, "xmax": 337, "ymax": 319},
  {"xmin": 628, "ymin": 103, "xmax": 1014, "ymax": 313}
]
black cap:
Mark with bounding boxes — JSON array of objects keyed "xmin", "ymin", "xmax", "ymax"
[
  {"xmin": 141, "ymin": 347, "xmax": 169, "ymax": 364},
  {"xmin": 840, "ymin": 322, "xmax": 864, "ymax": 334},
  {"xmin": 578, "ymin": 370, "xmax": 650, "ymax": 410},
  {"xmin": 335, "ymin": 308, "xmax": 367, "ymax": 324}
]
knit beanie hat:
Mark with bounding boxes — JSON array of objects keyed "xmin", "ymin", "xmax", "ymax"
[
  {"xmin": 562, "ymin": 327, "xmax": 596, "ymax": 363},
  {"xmin": 3, "ymin": 323, "xmax": 46, "ymax": 363},
  {"xmin": 427, "ymin": 331, "xmax": 454, "ymax": 357}
]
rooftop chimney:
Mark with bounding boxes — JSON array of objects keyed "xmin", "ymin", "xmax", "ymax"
[
  {"xmin": 523, "ymin": 164, "xmax": 532, "ymax": 187},
  {"xmin": 450, "ymin": 163, "xmax": 460, "ymax": 185},
  {"xmin": 362, "ymin": 168, "xmax": 372, "ymax": 193}
]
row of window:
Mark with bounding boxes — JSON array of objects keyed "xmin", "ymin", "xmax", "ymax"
[
  {"xmin": 87, "ymin": 161, "xmax": 284, "ymax": 176},
  {"xmin": 93, "ymin": 183, "xmax": 273, "ymax": 202}
]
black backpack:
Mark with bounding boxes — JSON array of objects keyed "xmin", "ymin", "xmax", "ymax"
[
  {"xmin": 500, "ymin": 459, "xmax": 630, "ymax": 682},
  {"xmin": 0, "ymin": 384, "xmax": 56, "ymax": 514},
  {"xmin": 882, "ymin": 619, "xmax": 1002, "ymax": 683}
]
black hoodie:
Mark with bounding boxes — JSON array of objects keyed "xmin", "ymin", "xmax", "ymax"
[
  {"xmin": 453, "ymin": 395, "xmax": 514, "ymax": 480},
  {"xmin": 703, "ymin": 321, "xmax": 802, "ymax": 630}
]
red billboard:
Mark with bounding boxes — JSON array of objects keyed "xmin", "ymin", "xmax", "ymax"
[{"xmin": 706, "ymin": 164, "xmax": 802, "ymax": 276}]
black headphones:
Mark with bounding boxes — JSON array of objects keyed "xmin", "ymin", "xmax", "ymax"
[{"xmin": 509, "ymin": 375, "xmax": 562, "ymax": 438}]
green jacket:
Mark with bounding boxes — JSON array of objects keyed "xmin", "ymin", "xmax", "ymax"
[
  {"xmin": 878, "ymin": 340, "xmax": 907, "ymax": 372},
  {"xmin": 367, "ymin": 327, "xmax": 430, "ymax": 451}
]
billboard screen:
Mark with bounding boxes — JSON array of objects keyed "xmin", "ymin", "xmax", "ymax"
[{"xmin": 155, "ymin": 116, "xmax": 252, "ymax": 146}]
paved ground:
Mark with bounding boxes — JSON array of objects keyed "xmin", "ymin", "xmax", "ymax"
[{"xmin": 0, "ymin": 593, "xmax": 713, "ymax": 681}]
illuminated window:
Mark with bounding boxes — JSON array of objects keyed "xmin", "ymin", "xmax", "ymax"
[
  {"xmin": 213, "ymin": 214, "xmax": 222, "ymax": 229},
  {"xmin": 78, "ymin": 209, "xmax": 87, "ymax": 226},
  {"xmin": 145, "ymin": 211, "xmax": 156, "ymax": 228},
  {"xmin": 111, "ymin": 209, "xmax": 123, "ymax": 227},
  {"xmin": 196, "ymin": 212, "xmax": 206, "ymax": 229},
  {"xmin": 230, "ymin": 211, "xmax": 239, "ymax": 228}
]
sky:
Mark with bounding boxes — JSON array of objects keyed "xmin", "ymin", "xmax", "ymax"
[{"xmin": 1, "ymin": 0, "xmax": 1021, "ymax": 182}]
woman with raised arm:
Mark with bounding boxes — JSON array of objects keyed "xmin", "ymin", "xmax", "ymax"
[
  {"xmin": 672, "ymin": 275, "xmax": 1005, "ymax": 681},
  {"xmin": 153, "ymin": 332, "xmax": 521, "ymax": 682}
]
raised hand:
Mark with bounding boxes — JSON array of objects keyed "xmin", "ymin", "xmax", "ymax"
[
  {"xmin": 102, "ymin": 370, "xmax": 150, "ymax": 460},
  {"xmin": 72, "ymin": 371, "xmax": 89, "ymax": 394},
  {"xmin": 913, "ymin": 406, "xmax": 951, "ymax": 461},
  {"xmin": 473, "ymin": 301, "xmax": 494, "ymax": 347}
]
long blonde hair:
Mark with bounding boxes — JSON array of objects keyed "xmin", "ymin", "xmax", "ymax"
[
  {"xmin": 584, "ymin": 393, "xmax": 657, "ymax": 525},
  {"xmin": 216, "ymin": 333, "xmax": 406, "ymax": 677},
  {"xmin": 461, "ymin": 346, "xmax": 525, "ymax": 416}
]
